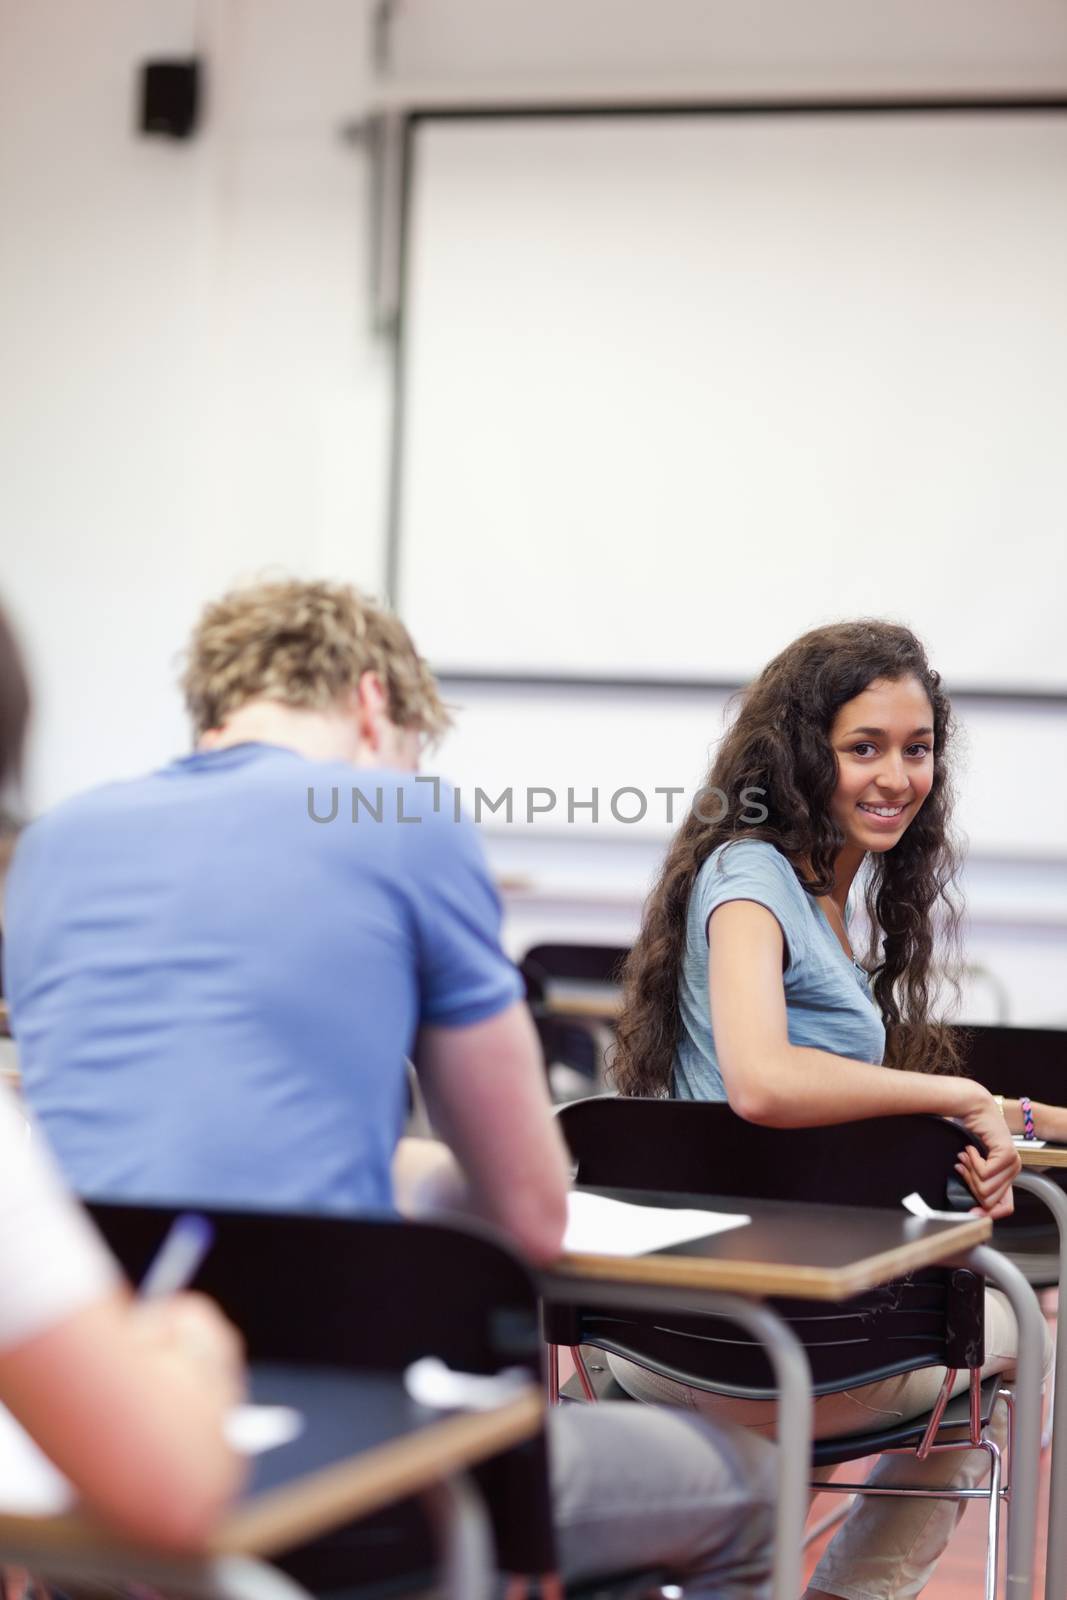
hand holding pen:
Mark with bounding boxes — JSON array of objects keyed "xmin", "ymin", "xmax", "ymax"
[{"xmin": 131, "ymin": 1215, "xmax": 246, "ymax": 1407}]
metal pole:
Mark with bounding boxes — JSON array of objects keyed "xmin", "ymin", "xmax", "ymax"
[
  {"xmin": 956, "ymin": 1245, "xmax": 1045, "ymax": 1600},
  {"xmin": 1014, "ymin": 1170, "xmax": 1067, "ymax": 1600},
  {"xmin": 423, "ymin": 1472, "xmax": 495, "ymax": 1600},
  {"xmin": 538, "ymin": 1275, "xmax": 811, "ymax": 1600}
]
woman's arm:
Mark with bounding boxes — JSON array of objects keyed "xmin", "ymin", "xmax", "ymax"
[
  {"xmin": 707, "ymin": 900, "xmax": 1020, "ymax": 1215},
  {"xmin": 994, "ymin": 1097, "xmax": 1067, "ymax": 1145},
  {"xmin": 0, "ymin": 1288, "xmax": 244, "ymax": 1550}
]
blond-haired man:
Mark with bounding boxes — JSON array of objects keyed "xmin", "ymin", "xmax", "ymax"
[{"xmin": 6, "ymin": 578, "xmax": 774, "ymax": 1598}]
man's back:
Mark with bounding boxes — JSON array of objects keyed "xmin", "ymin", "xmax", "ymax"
[{"xmin": 5, "ymin": 742, "xmax": 520, "ymax": 1211}]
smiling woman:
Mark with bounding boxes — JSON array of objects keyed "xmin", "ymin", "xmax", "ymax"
[
  {"xmin": 614, "ymin": 619, "xmax": 968, "ymax": 1088},
  {"xmin": 608, "ymin": 618, "xmax": 1049, "ymax": 1600}
]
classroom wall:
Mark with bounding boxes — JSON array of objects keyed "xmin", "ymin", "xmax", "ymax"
[
  {"xmin": 1, "ymin": 0, "xmax": 1065, "ymax": 1022},
  {"xmin": 0, "ymin": 0, "xmax": 388, "ymax": 806}
]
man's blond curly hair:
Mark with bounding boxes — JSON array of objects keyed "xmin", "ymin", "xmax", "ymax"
[{"xmin": 181, "ymin": 578, "xmax": 450, "ymax": 742}]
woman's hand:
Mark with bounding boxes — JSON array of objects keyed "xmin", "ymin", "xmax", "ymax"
[{"xmin": 954, "ymin": 1093, "xmax": 1021, "ymax": 1218}]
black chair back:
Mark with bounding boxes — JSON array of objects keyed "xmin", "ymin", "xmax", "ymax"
[
  {"xmin": 952, "ymin": 1023, "xmax": 1067, "ymax": 1102},
  {"xmin": 520, "ymin": 944, "xmax": 630, "ymax": 1086},
  {"xmin": 952, "ymin": 1023, "xmax": 1067, "ymax": 1243},
  {"xmin": 88, "ymin": 1203, "xmax": 555, "ymax": 1579},
  {"xmin": 520, "ymin": 943, "xmax": 629, "ymax": 1003},
  {"xmin": 552, "ymin": 1098, "xmax": 985, "ymax": 1397}
]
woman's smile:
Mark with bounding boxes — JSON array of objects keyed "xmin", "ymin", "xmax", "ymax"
[{"xmin": 856, "ymin": 800, "xmax": 908, "ymax": 828}]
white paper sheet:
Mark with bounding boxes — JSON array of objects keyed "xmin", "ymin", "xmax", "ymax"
[
  {"xmin": 1013, "ymin": 1135, "xmax": 1048, "ymax": 1149},
  {"xmin": 564, "ymin": 1190, "xmax": 749, "ymax": 1257},
  {"xmin": 404, "ymin": 1358, "xmax": 531, "ymax": 1411},
  {"xmin": 902, "ymin": 1190, "xmax": 975, "ymax": 1223},
  {"xmin": 0, "ymin": 1405, "xmax": 304, "ymax": 1518},
  {"xmin": 225, "ymin": 1405, "xmax": 304, "ymax": 1453}
]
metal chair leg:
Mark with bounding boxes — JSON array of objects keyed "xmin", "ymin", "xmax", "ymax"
[
  {"xmin": 970, "ymin": 1366, "xmax": 983, "ymax": 1445},
  {"xmin": 998, "ymin": 1387, "xmax": 1015, "ymax": 1494},
  {"xmin": 1042, "ymin": 1344, "xmax": 1055, "ymax": 1453},
  {"xmin": 980, "ymin": 1438, "xmax": 1003, "ymax": 1600},
  {"xmin": 916, "ymin": 1368, "xmax": 958, "ymax": 1460},
  {"xmin": 571, "ymin": 1346, "xmax": 598, "ymax": 1402}
]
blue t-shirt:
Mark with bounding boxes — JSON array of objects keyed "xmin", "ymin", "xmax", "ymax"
[
  {"xmin": 3, "ymin": 744, "xmax": 523, "ymax": 1213},
  {"xmin": 673, "ymin": 839, "xmax": 886, "ymax": 1102}
]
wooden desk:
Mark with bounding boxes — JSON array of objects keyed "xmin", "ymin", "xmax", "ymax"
[
  {"xmin": 539, "ymin": 982, "xmax": 622, "ymax": 1022},
  {"xmin": 542, "ymin": 1186, "xmax": 1044, "ymax": 1600},
  {"xmin": 550, "ymin": 1188, "xmax": 991, "ymax": 1301},
  {"xmin": 0, "ymin": 1363, "xmax": 543, "ymax": 1600},
  {"xmin": 1016, "ymin": 1141, "xmax": 1067, "ymax": 1169}
]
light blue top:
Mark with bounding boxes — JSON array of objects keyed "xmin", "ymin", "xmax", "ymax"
[
  {"xmin": 673, "ymin": 838, "xmax": 886, "ymax": 1101},
  {"xmin": 4, "ymin": 744, "xmax": 523, "ymax": 1214}
]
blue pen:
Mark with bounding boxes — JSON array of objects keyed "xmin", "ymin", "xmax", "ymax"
[{"xmin": 139, "ymin": 1213, "xmax": 214, "ymax": 1299}]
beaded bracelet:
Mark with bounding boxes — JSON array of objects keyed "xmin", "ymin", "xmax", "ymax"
[{"xmin": 1021, "ymin": 1096, "xmax": 1037, "ymax": 1141}]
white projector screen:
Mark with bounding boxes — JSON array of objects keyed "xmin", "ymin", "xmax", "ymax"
[{"xmin": 396, "ymin": 110, "xmax": 1067, "ymax": 692}]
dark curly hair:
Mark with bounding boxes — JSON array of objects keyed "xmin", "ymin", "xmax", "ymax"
[
  {"xmin": 0, "ymin": 601, "xmax": 29, "ymax": 793},
  {"xmin": 612, "ymin": 620, "xmax": 964, "ymax": 1096}
]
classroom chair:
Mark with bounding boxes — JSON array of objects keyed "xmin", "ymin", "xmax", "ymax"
[
  {"xmin": 519, "ymin": 943, "xmax": 628, "ymax": 1096},
  {"xmin": 87, "ymin": 1203, "xmax": 666, "ymax": 1600},
  {"xmin": 547, "ymin": 1098, "xmax": 1015, "ymax": 1600}
]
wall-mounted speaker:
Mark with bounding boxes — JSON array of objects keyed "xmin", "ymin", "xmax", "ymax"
[{"xmin": 139, "ymin": 59, "xmax": 201, "ymax": 140}]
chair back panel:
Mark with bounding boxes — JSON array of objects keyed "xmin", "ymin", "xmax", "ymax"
[
  {"xmin": 562, "ymin": 1096, "xmax": 978, "ymax": 1209},
  {"xmin": 88, "ymin": 1203, "xmax": 554, "ymax": 1575},
  {"xmin": 951, "ymin": 1023, "xmax": 1067, "ymax": 1235},
  {"xmin": 520, "ymin": 943, "xmax": 629, "ymax": 1001},
  {"xmin": 952, "ymin": 1023, "xmax": 1067, "ymax": 1104}
]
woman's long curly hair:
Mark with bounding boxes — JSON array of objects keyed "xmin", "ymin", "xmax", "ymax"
[{"xmin": 612, "ymin": 620, "xmax": 964, "ymax": 1096}]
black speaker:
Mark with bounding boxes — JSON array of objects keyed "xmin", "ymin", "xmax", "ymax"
[{"xmin": 139, "ymin": 58, "xmax": 201, "ymax": 140}]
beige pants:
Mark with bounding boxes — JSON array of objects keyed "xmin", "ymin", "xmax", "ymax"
[{"xmin": 608, "ymin": 1289, "xmax": 1052, "ymax": 1600}]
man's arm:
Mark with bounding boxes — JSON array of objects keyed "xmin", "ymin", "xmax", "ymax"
[{"xmin": 412, "ymin": 1000, "xmax": 570, "ymax": 1265}]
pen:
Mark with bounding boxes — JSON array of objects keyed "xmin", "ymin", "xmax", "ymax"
[{"xmin": 139, "ymin": 1213, "xmax": 214, "ymax": 1299}]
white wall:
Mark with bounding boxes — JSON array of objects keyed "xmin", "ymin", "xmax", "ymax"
[
  {"xmin": 1, "ymin": 0, "xmax": 1065, "ymax": 1021},
  {"xmin": 0, "ymin": 0, "xmax": 388, "ymax": 806},
  {"xmin": 387, "ymin": 0, "xmax": 1067, "ymax": 92}
]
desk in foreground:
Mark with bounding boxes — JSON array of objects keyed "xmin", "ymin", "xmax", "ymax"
[
  {"xmin": 0, "ymin": 1365, "xmax": 543, "ymax": 1565},
  {"xmin": 544, "ymin": 1188, "xmax": 991, "ymax": 1302}
]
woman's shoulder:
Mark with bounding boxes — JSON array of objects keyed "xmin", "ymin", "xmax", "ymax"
[
  {"xmin": 700, "ymin": 837, "xmax": 805, "ymax": 891},
  {"xmin": 692, "ymin": 838, "xmax": 813, "ymax": 934},
  {"xmin": 692, "ymin": 838, "xmax": 815, "ymax": 963}
]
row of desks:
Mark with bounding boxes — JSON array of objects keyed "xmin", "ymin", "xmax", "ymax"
[{"xmin": 3, "ymin": 1176, "xmax": 1063, "ymax": 1600}]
